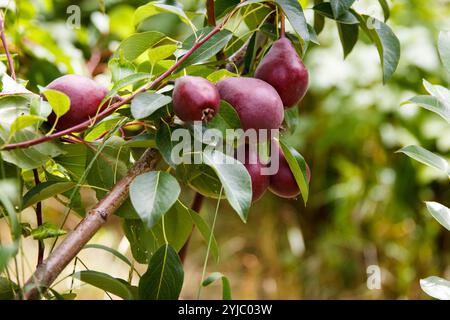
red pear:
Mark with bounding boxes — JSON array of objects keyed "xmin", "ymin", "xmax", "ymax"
[
  {"xmin": 217, "ymin": 77, "xmax": 284, "ymax": 131},
  {"xmin": 172, "ymin": 76, "xmax": 220, "ymax": 122},
  {"xmin": 46, "ymin": 74, "xmax": 108, "ymax": 130},
  {"xmin": 255, "ymin": 37, "xmax": 309, "ymax": 108}
]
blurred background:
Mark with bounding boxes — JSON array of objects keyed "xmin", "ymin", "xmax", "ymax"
[{"xmin": 1, "ymin": 0, "xmax": 450, "ymax": 299}]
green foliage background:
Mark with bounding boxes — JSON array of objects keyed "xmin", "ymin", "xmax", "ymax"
[{"xmin": 0, "ymin": 0, "xmax": 449, "ymax": 299}]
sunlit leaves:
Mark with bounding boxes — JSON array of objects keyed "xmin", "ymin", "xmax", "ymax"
[
  {"xmin": 131, "ymin": 92, "xmax": 172, "ymax": 120},
  {"xmin": 275, "ymin": 0, "xmax": 309, "ymax": 43},
  {"xmin": 438, "ymin": 31, "xmax": 450, "ymax": 74},
  {"xmin": 116, "ymin": 31, "xmax": 165, "ymax": 61},
  {"xmin": 420, "ymin": 276, "xmax": 450, "ymax": 300},
  {"xmin": 41, "ymin": 89, "xmax": 70, "ymax": 118},
  {"xmin": 139, "ymin": 244, "xmax": 184, "ymax": 300},
  {"xmin": 202, "ymin": 150, "xmax": 252, "ymax": 223},
  {"xmin": 278, "ymin": 140, "xmax": 310, "ymax": 205},
  {"xmin": 31, "ymin": 222, "xmax": 66, "ymax": 240},
  {"xmin": 130, "ymin": 171, "xmax": 181, "ymax": 229},
  {"xmin": 406, "ymin": 95, "xmax": 450, "ymax": 123},
  {"xmin": 73, "ymin": 270, "xmax": 134, "ymax": 300},
  {"xmin": 202, "ymin": 272, "xmax": 232, "ymax": 300},
  {"xmin": 178, "ymin": 27, "xmax": 232, "ymax": 69},
  {"xmin": 398, "ymin": 145, "xmax": 449, "ymax": 176},
  {"xmin": 134, "ymin": 2, "xmax": 196, "ymax": 31},
  {"xmin": 425, "ymin": 202, "xmax": 450, "ymax": 232},
  {"xmin": 23, "ymin": 181, "xmax": 76, "ymax": 209},
  {"xmin": 355, "ymin": 13, "xmax": 400, "ymax": 83}
]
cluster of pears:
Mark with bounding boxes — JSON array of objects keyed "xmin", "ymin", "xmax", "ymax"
[
  {"xmin": 43, "ymin": 36, "xmax": 309, "ymax": 202},
  {"xmin": 172, "ymin": 37, "xmax": 310, "ymax": 202}
]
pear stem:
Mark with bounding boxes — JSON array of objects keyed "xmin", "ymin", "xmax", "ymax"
[{"xmin": 280, "ymin": 12, "xmax": 286, "ymax": 38}]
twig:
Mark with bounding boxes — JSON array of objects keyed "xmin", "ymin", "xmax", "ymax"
[
  {"xmin": 32, "ymin": 169, "xmax": 44, "ymax": 268},
  {"xmin": 179, "ymin": 192, "xmax": 204, "ymax": 263},
  {"xmin": 0, "ymin": 12, "xmax": 16, "ymax": 80},
  {"xmin": 22, "ymin": 148, "xmax": 161, "ymax": 300},
  {"xmin": 206, "ymin": 0, "xmax": 227, "ymax": 65}
]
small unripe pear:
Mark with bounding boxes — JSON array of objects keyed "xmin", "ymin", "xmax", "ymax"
[
  {"xmin": 217, "ymin": 77, "xmax": 284, "ymax": 131},
  {"xmin": 255, "ymin": 37, "xmax": 309, "ymax": 108},
  {"xmin": 172, "ymin": 76, "xmax": 220, "ymax": 122},
  {"xmin": 236, "ymin": 144, "xmax": 269, "ymax": 202},
  {"xmin": 269, "ymin": 144, "xmax": 311, "ymax": 199},
  {"xmin": 46, "ymin": 74, "xmax": 108, "ymax": 130}
]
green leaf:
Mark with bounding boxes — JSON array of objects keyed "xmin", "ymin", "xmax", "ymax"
[
  {"xmin": 337, "ymin": 22, "xmax": 359, "ymax": 58},
  {"xmin": 378, "ymin": 0, "xmax": 390, "ymax": 21},
  {"xmin": 355, "ymin": 13, "xmax": 400, "ymax": 83},
  {"xmin": 176, "ymin": 163, "xmax": 223, "ymax": 198},
  {"xmin": 202, "ymin": 150, "xmax": 252, "ymax": 223},
  {"xmin": 206, "ymin": 101, "xmax": 241, "ymax": 138},
  {"xmin": 82, "ymin": 244, "xmax": 134, "ymax": 268},
  {"xmin": 313, "ymin": 2, "xmax": 359, "ymax": 24},
  {"xmin": 123, "ymin": 218, "xmax": 158, "ymax": 264},
  {"xmin": 116, "ymin": 31, "xmax": 165, "ymax": 61},
  {"xmin": 125, "ymin": 133, "xmax": 156, "ymax": 148},
  {"xmin": 42, "ymin": 89, "xmax": 70, "ymax": 117},
  {"xmin": 54, "ymin": 144, "xmax": 87, "ymax": 179},
  {"xmin": 330, "ymin": 0, "xmax": 355, "ymax": 18},
  {"xmin": 86, "ymin": 136, "xmax": 130, "ymax": 199},
  {"xmin": 109, "ymin": 58, "xmax": 136, "ymax": 83},
  {"xmin": 275, "ymin": 0, "xmax": 309, "ymax": 43},
  {"xmin": 73, "ymin": 270, "xmax": 133, "ymax": 300},
  {"xmin": 148, "ymin": 45, "xmax": 178, "ymax": 66},
  {"xmin": 179, "ymin": 27, "xmax": 233, "ymax": 69},
  {"xmin": 0, "ymin": 244, "xmax": 18, "ymax": 274},
  {"xmin": 139, "ymin": 244, "xmax": 184, "ymax": 300},
  {"xmin": 207, "ymin": 70, "xmax": 237, "ymax": 83},
  {"xmin": 23, "ymin": 181, "xmax": 76, "ymax": 209},
  {"xmin": 105, "ymin": 73, "xmax": 152, "ymax": 102},
  {"xmin": 425, "ymin": 202, "xmax": 450, "ymax": 232},
  {"xmin": 202, "ymin": 272, "xmax": 232, "ymax": 300},
  {"xmin": 130, "ymin": 171, "xmax": 181, "ymax": 229},
  {"xmin": 134, "ymin": 3, "xmax": 196, "ymax": 31},
  {"xmin": 215, "ymin": 0, "xmax": 240, "ymax": 19},
  {"xmin": 0, "ymin": 97, "xmax": 63, "ymax": 170},
  {"xmin": 397, "ymin": 145, "xmax": 449, "ymax": 176},
  {"xmin": 0, "ymin": 277, "xmax": 18, "ymax": 300},
  {"xmin": 131, "ymin": 92, "xmax": 172, "ymax": 120},
  {"xmin": 438, "ymin": 31, "xmax": 450, "ymax": 74},
  {"xmin": 156, "ymin": 122, "xmax": 182, "ymax": 168},
  {"xmin": 9, "ymin": 114, "xmax": 46, "ymax": 137},
  {"xmin": 31, "ymin": 222, "xmax": 66, "ymax": 240},
  {"xmin": 313, "ymin": 0, "xmax": 325, "ymax": 35},
  {"xmin": 420, "ymin": 276, "xmax": 450, "ymax": 300},
  {"xmin": 278, "ymin": 140, "xmax": 310, "ymax": 205},
  {"xmin": 186, "ymin": 205, "xmax": 219, "ymax": 261},
  {"xmin": 406, "ymin": 95, "xmax": 450, "ymax": 123}
]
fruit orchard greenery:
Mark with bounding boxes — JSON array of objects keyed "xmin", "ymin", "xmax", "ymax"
[
  {"xmin": 0, "ymin": 0, "xmax": 400, "ymax": 300},
  {"xmin": 400, "ymin": 31, "xmax": 450, "ymax": 300}
]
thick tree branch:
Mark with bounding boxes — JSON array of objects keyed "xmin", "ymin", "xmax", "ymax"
[
  {"xmin": 23, "ymin": 148, "xmax": 161, "ymax": 300},
  {"xmin": 0, "ymin": 12, "xmax": 16, "ymax": 80}
]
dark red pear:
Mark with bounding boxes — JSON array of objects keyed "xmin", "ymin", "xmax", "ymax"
[
  {"xmin": 217, "ymin": 77, "xmax": 284, "ymax": 131},
  {"xmin": 172, "ymin": 76, "xmax": 220, "ymax": 122},
  {"xmin": 269, "ymin": 143, "xmax": 311, "ymax": 199},
  {"xmin": 255, "ymin": 37, "xmax": 309, "ymax": 108},
  {"xmin": 236, "ymin": 144, "xmax": 269, "ymax": 202},
  {"xmin": 46, "ymin": 74, "xmax": 108, "ymax": 130}
]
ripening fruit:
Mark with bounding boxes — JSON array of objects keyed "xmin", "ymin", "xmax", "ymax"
[
  {"xmin": 46, "ymin": 74, "xmax": 108, "ymax": 130},
  {"xmin": 172, "ymin": 76, "xmax": 220, "ymax": 122},
  {"xmin": 217, "ymin": 77, "xmax": 284, "ymax": 131},
  {"xmin": 254, "ymin": 37, "xmax": 309, "ymax": 108},
  {"xmin": 269, "ymin": 144, "xmax": 311, "ymax": 199},
  {"xmin": 236, "ymin": 144, "xmax": 269, "ymax": 202}
]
